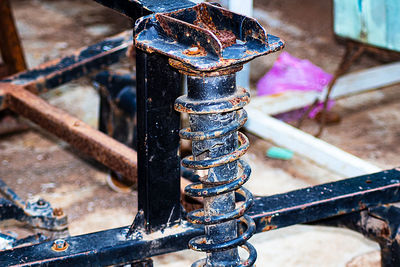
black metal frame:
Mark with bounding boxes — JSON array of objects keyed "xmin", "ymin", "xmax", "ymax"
[{"xmin": 0, "ymin": 0, "xmax": 400, "ymax": 266}]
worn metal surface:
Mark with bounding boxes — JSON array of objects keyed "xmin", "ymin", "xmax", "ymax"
[
  {"xmin": 313, "ymin": 204, "xmax": 400, "ymax": 267},
  {"xmin": 136, "ymin": 50, "xmax": 182, "ymax": 232},
  {"xmin": 0, "ymin": 232, "xmax": 47, "ymax": 251},
  {"xmin": 0, "ymin": 223, "xmax": 203, "ymax": 267},
  {"xmin": 135, "ymin": 2, "xmax": 285, "ymax": 71},
  {"xmin": 369, "ymin": 206, "xmax": 400, "ymax": 267},
  {"xmin": 0, "ymin": 179, "xmax": 67, "ymax": 231},
  {"xmin": 0, "ymin": 30, "xmax": 132, "ymax": 95},
  {"xmin": 0, "ymin": 0, "xmax": 27, "ymax": 76},
  {"xmin": 93, "ymin": 0, "xmax": 195, "ymax": 20},
  {"xmin": 249, "ymin": 169, "xmax": 400, "ymax": 233}
]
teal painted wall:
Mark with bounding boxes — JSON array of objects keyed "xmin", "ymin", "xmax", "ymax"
[{"xmin": 334, "ymin": 0, "xmax": 400, "ymax": 52}]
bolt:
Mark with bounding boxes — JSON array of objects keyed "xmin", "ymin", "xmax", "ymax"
[
  {"xmin": 37, "ymin": 199, "xmax": 46, "ymax": 206},
  {"xmin": 51, "ymin": 239, "xmax": 69, "ymax": 252},
  {"xmin": 53, "ymin": 208, "xmax": 64, "ymax": 217},
  {"xmin": 183, "ymin": 45, "xmax": 204, "ymax": 56}
]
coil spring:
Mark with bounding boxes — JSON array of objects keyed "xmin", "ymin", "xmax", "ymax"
[{"xmin": 175, "ymin": 87, "xmax": 257, "ymax": 267}]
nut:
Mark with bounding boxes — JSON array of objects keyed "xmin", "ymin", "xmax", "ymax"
[{"xmin": 53, "ymin": 208, "xmax": 64, "ymax": 217}]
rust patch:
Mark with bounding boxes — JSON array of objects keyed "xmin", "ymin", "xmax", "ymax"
[
  {"xmin": 228, "ymin": 97, "xmax": 243, "ymax": 106},
  {"xmin": 193, "ymin": 4, "xmax": 236, "ymax": 48},
  {"xmin": 219, "ymin": 7, "xmax": 234, "ymax": 19},
  {"xmin": 259, "ymin": 216, "xmax": 277, "ymax": 231},
  {"xmin": 53, "ymin": 208, "xmax": 64, "ymax": 217},
  {"xmin": 260, "ymin": 216, "xmax": 272, "ymax": 224},
  {"xmin": 245, "ymin": 50, "xmax": 257, "ymax": 55},
  {"xmin": 213, "ymin": 30, "xmax": 236, "ymax": 48},
  {"xmin": 262, "ymin": 225, "xmax": 277, "ymax": 231},
  {"xmin": 380, "ymin": 225, "xmax": 390, "ymax": 239},
  {"xmin": 155, "ymin": 14, "xmax": 173, "ymax": 36},
  {"xmin": 169, "ymin": 58, "xmax": 242, "ymax": 76},
  {"xmin": 183, "ymin": 45, "xmax": 207, "ymax": 57}
]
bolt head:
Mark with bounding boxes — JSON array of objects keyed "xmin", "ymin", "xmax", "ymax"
[{"xmin": 52, "ymin": 239, "xmax": 69, "ymax": 252}]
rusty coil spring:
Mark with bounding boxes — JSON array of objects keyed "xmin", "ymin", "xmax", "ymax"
[{"xmin": 175, "ymin": 87, "xmax": 257, "ymax": 266}]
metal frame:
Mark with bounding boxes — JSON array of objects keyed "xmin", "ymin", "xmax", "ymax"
[{"xmin": 0, "ymin": 0, "xmax": 399, "ymax": 266}]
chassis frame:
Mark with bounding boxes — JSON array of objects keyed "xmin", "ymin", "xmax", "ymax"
[{"xmin": 0, "ymin": 0, "xmax": 400, "ymax": 266}]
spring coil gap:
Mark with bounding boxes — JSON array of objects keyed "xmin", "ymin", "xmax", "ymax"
[{"xmin": 175, "ymin": 87, "xmax": 257, "ymax": 267}]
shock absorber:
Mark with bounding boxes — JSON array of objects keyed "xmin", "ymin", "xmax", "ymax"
[
  {"xmin": 174, "ymin": 64, "xmax": 256, "ymax": 266},
  {"xmin": 134, "ymin": 2, "xmax": 284, "ymax": 266}
]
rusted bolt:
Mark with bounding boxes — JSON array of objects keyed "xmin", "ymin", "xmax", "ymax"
[
  {"xmin": 53, "ymin": 208, "xmax": 64, "ymax": 217},
  {"xmin": 184, "ymin": 46, "xmax": 201, "ymax": 56},
  {"xmin": 52, "ymin": 239, "xmax": 69, "ymax": 252},
  {"xmin": 37, "ymin": 199, "xmax": 46, "ymax": 206}
]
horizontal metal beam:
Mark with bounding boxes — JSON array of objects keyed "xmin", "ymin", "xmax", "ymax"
[
  {"xmin": 250, "ymin": 168, "xmax": 400, "ymax": 232},
  {"xmin": 0, "ymin": 30, "xmax": 132, "ymax": 96},
  {"xmin": 0, "ymin": 224, "xmax": 203, "ymax": 267},
  {"xmin": 2, "ymin": 169, "xmax": 399, "ymax": 265},
  {"xmin": 92, "ymin": 0, "xmax": 195, "ymax": 20}
]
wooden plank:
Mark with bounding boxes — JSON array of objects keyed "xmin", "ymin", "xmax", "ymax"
[
  {"xmin": 245, "ymin": 107, "xmax": 382, "ymax": 178},
  {"xmin": 250, "ymin": 61, "xmax": 400, "ymax": 115}
]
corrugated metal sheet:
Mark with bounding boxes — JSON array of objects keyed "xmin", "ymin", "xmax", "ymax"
[{"xmin": 334, "ymin": 0, "xmax": 400, "ymax": 52}]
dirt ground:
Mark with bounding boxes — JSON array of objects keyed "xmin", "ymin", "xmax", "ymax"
[{"xmin": 1, "ymin": 0, "xmax": 399, "ymax": 266}]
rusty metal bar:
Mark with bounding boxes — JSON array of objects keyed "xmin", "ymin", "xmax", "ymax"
[
  {"xmin": 0, "ymin": 30, "xmax": 132, "ymax": 95},
  {"xmin": 0, "ymin": 0, "xmax": 27, "ymax": 76},
  {"xmin": 0, "ymin": 84, "xmax": 138, "ymax": 182}
]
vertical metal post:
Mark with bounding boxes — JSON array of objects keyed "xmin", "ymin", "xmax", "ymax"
[
  {"xmin": 136, "ymin": 50, "xmax": 182, "ymax": 232},
  {"xmin": 187, "ymin": 74, "xmax": 240, "ymax": 266}
]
